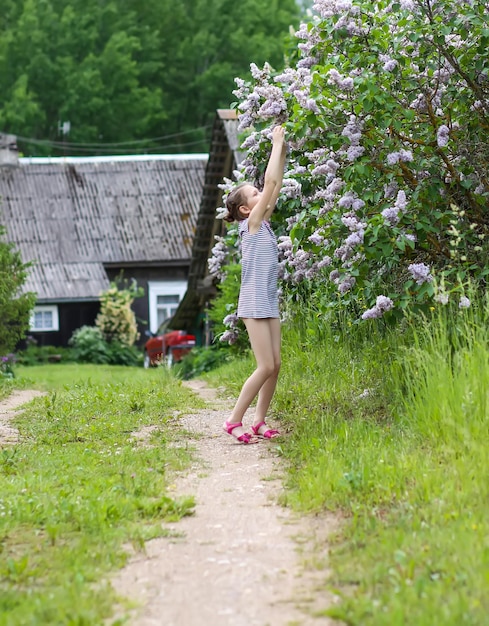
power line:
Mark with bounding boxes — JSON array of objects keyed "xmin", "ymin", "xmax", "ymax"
[{"xmin": 13, "ymin": 125, "xmax": 212, "ymax": 150}]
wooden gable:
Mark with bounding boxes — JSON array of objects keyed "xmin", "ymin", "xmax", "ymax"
[{"xmin": 171, "ymin": 110, "xmax": 244, "ymax": 332}]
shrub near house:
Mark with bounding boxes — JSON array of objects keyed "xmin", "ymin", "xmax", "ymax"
[
  {"xmin": 69, "ymin": 282, "xmax": 143, "ymax": 366},
  {"xmin": 0, "ymin": 225, "xmax": 36, "ymax": 363}
]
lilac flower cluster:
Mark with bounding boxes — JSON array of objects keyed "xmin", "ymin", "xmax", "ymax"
[
  {"xmin": 278, "ymin": 235, "xmax": 332, "ymax": 283},
  {"xmin": 379, "ymin": 54, "xmax": 398, "ymax": 72},
  {"xmin": 220, "ymin": 313, "xmax": 240, "ymax": 345},
  {"xmin": 437, "ymin": 124, "xmax": 450, "ymax": 147},
  {"xmin": 334, "ymin": 211, "xmax": 366, "ymax": 264},
  {"xmin": 208, "ymin": 237, "xmax": 230, "ymax": 281},
  {"xmin": 313, "ymin": 0, "xmax": 354, "ymax": 17},
  {"xmin": 328, "ymin": 68, "xmax": 355, "ymax": 92},
  {"xmin": 408, "ymin": 262, "xmax": 433, "ymax": 285},
  {"xmin": 382, "ymin": 190, "xmax": 409, "ymax": 226},
  {"xmin": 341, "ymin": 115, "xmax": 365, "ymax": 161},
  {"xmin": 386, "ymin": 150, "xmax": 414, "ymax": 165},
  {"xmin": 361, "ymin": 295, "xmax": 394, "ymax": 319}
]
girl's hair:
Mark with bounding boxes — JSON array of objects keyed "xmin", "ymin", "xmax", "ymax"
[{"xmin": 223, "ymin": 182, "xmax": 250, "ymax": 223}]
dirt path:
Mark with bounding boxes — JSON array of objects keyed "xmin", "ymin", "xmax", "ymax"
[
  {"xmin": 0, "ymin": 389, "xmax": 47, "ymax": 446},
  {"xmin": 110, "ymin": 380, "xmax": 340, "ymax": 626}
]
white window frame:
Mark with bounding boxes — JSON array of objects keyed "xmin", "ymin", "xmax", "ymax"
[
  {"xmin": 148, "ymin": 281, "xmax": 187, "ymax": 333},
  {"xmin": 30, "ymin": 305, "xmax": 59, "ymax": 332}
]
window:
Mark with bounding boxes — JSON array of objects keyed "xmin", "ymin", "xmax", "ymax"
[
  {"xmin": 148, "ymin": 281, "xmax": 187, "ymax": 333},
  {"xmin": 30, "ymin": 305, "xmax": 59, "ymax": 332}
]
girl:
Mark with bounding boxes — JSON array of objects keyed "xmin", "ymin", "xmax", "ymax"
[{"xmin": 222, "ymin": 125, "xmax": 286, "ymax": 443}]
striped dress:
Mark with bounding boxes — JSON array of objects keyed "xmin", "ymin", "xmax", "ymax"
[{"xmin": 237, "ymin": 219, "xmax": 279, "ymax": 319}]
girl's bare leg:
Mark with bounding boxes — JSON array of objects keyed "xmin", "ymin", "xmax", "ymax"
[
  {"xmin": 253, "ymin": 318, "xmax": 281, "ymax": 425},
  {"xmin": 226, "ymin": 318, "xmax": 279, "ymax": 437}
]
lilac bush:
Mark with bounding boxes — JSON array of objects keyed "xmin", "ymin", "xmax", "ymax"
[{"xmin": 209, "ymin": 0, "xmax": 488, "ymax": 326}]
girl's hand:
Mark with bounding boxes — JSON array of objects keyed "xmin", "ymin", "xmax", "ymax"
[{"xmin": 272, "ymin": 125, "xmax": 285, "ymax": 144}]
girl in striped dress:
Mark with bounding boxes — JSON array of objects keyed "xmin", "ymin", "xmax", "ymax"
[{"xmin": 222, "ymin": 126, "xmax": 286, "ymax": 444}]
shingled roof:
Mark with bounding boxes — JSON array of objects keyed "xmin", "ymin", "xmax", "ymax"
[
  {"xmin": 0, "ymin": 154, "xmax": 207, "ymax": 301},
  {"xmin": 170, "ymin": 110, "xmax": 244, "ymax": 330}
]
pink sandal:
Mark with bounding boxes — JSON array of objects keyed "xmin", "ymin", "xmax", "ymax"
[
  {"xmin": 223, "ymin": 421, "xmax": 258, "ymax": 444},
  {"xmin": 251, "ymin": 421, "xmax": 280, "ymax": 439}
]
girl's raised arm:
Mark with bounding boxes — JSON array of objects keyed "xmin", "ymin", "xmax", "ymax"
[{"xmin": 248, "ymin": 127, "xmax": 286, "ymax": 231}]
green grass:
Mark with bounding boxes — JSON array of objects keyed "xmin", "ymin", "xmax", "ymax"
[
  {"xmin": 207, "ymin": 302, "xmax": 489, "ymax": 625},
  {"xmin": 0, "ymin": 364, "xmax": 206, "ymax": 625}
]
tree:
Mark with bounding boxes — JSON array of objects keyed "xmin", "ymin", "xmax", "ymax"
[
  {"xmin": 0, "ymin": 225, "xmax": 36, "ymax": 354},
  {"xmin": 0, "ymin": 0, "xmax": 300, "ymax": 155},
  {"xmin": 209, "ymin": 0, "xmax": 489, "ymax": 323}
]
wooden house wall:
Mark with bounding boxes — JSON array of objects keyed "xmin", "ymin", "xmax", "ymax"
[
  {"xmin": 105, "ymin": 264, "xmax": 190, "ymax": 345},
  {"xmin": 26, "ymin": 301, "xmax": 101, "ymax": 348}
]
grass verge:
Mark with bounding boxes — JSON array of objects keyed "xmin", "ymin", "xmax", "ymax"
[
  {"xmin": 0, "ymin": 364, "xmax": 206, "ymax": 625},
  {"xmin": 206, "ymin": 301, "xmax": 489, "ymax": 625}
]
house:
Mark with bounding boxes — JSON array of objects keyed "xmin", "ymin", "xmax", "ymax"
[
  {"xmin": 0, "ymin": 139, "xmax": 207, "ymax": 347},
  {"xmin": 170, "ymin": 109, "xmax": 244, "ymax": 342}
]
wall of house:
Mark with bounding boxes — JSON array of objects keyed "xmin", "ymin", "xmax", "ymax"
[
  {"xmin": 27, "ymin": 301, "xmax": 101, "ymax": 348},
  {"xmin": 105, "ymin": 265, "xmax": 190, "ymax": 345},
  {"xmin": 22, "ymin": 265, "xmax": 191, "ymax": 351}
]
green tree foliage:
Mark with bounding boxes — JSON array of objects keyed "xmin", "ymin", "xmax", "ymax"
[
  {"xmin": 0, "ymin": 0, "xmax": 300, "ymax": 155},
  {"xmin": 0, "ymin": 225, "xmax": 36, "ymax": 353}
]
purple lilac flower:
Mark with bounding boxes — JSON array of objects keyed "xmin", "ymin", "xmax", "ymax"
[
  {"xmin": 342, "ymin": 115, "xmax": 363, "ymax": 145},
  {"xmin": 309, "ymin": 231, "xmax": 325, "ymax": 246},
  {"xmin": 277, "ymin": 236, "xmax": 293, "ymax": 253},
  {"xmin": 312, "ymin": 158, "xmax": 341, "ymax": 177},
  {"xmin": 328, "ymin": 69, "xmax": 355, "ymax": 91},
  {"xmin": 408, "ymin": 262, "xmax": 433, "ymax": 285},
  {"xmin": 313, "ymin": 0, "xmax": 353, "ymax": 18},
  {"xmin": 223, "ymin": 313, "xmax": 239, "ymax": 328},
  {"xmin": 382, "ymin": 206, "xmax": 400, "ymax": 226},
  {"xmin": 317, "ymin": 256, "xmax": 332, "ymax": 268},
  {"xmin": 281, "ymin": 178, "xmax": 302, "ymax": 199},
  {"xmin": 240, "ymin": 133, "xmax": 260, "ymax": 150},
  {"xmin": 361, "ymin": 295, "xmax": 394, "ymax": 320},
  {"xmin": 208, "ymin": 237, "xmax": 229, "ymax": 280},
  {"xmin": 341, "ymin": 214, "xmax": 366, "ymax": 231},
  {"xmin": 459, "ymin": 296, "xmax": 471, "ymax": 308},
  {"xmin": 220, "ymin": 330, "xmax": 239, "ymax": 345},
  {"xmin": 395, "ymin": 190, "xmax": 408, "ymax": 211},
  {"xmin": 399, "ymin": 150, "xmax": 413, "ymax": 162},
  {"xmin": 437, "ymin": 125, "xmax": 450, "ymax": 147},
  {"xmin": 338, "ymin": 192, "xmax": 355, "ymax": 209},
  {"xmin": 287, "ymin": 164, "xmax": 307, "ymax": 176},
  {"xmin": 326, "ymin": 177, "xmax": 345, "ymax": 197},
  {"xmin": 249, "ymin": 62, "xmax": 272, "ymax": 81},
  {"xmin": 338, "ymin": 275, "xmax": 356, "ymax": 293},
  {"xmin": 344, "ymin": 231, "xmax": 364, "ymax": 247},
  {"xmin": 352, "ymin": 198, "xmax": 365, "ymax": 211},
  {"xmin": 329, "ymin": 269, "xmax": 341, "ymax": 283},
  {"xmin": 380, "ymin": 56, "xmax": 398, "ymax": 72},
  {"xmin": 387, "ymin": 151, "xmax": 400, "ymax": 165},
  {"xmin": 346, "ymin": 145, "xmax": 366, "ymax": 161}
]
